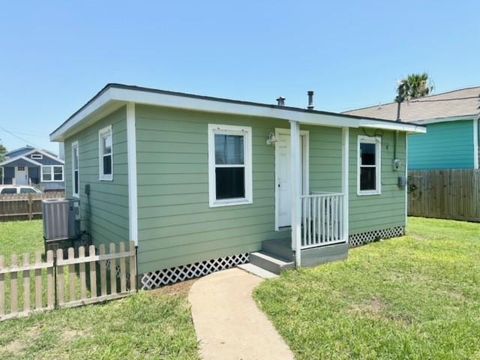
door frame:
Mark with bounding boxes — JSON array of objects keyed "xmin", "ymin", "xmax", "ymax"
[{"xmin": 274, "ymin": 128, "xmax": 309, "ymax": 231}]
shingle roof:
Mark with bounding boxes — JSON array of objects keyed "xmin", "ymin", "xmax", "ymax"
[{"xmin": 344, "ymin": 86, "xmax": 480, "ymax": 123}]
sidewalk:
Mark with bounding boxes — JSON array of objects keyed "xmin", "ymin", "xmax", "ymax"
[{"xmin": 188, "ymin": 268, "xmax": 294, "ymax": 360}]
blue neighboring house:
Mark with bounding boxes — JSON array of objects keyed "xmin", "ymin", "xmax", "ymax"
[
  {"xmin": 344, "ymin": 86, "xmax": 480, "ymax": 170},
  {"xmin": 0, "ymin": 145, "xmax": 65, "ymax": 191}
]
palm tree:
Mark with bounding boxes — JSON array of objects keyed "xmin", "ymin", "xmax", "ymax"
[{"xmin": 395, "ymin": 73, "xmax": 433, "ymax": 121}]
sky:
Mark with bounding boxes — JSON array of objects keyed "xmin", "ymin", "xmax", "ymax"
[{"xmin": 0, "ymin": 0, "xmax": 479, "ymax": 153}]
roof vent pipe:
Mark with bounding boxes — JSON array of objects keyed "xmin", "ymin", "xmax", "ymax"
[
  {"xmin": 276, "ymin": 97, "xmax": 286, "ymax": 106},
  {"xmin": 307, "ymin": 91, "xmax": 314, "ymax": 110}
]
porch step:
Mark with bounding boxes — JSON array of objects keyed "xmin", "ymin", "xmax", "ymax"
[
  {"xmin": 237, "ymin": 263, "xmax": 278, "ymax": 279},
  {"xmin": 261, "ymin": 238, "xmax": 293, "ymax": 261},
  {"xmin": 249, "ymin": 251, "xmax": 295, "ymax": 275}
]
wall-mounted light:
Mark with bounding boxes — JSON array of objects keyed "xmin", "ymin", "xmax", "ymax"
[{"xmin": 266, "ymin": 132, "xmax": 278, "ymax": 145}]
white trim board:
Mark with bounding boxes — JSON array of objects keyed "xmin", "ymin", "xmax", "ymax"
[
  {"xmin": 357, "ymin": 135, "xmax": 382, "ymax": 196},
  {"xmin": 50, "ymin": 85, "xmax": 426, "ymax": 142},
  {"xmin": 126, "ymin": 103, "xmax": 138, "ymax": 246}
]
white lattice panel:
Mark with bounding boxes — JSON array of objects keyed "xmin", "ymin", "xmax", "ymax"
[
  {"xmin": 140, "ymin": 253, "xmax": 249, "ymax": 290},
  {"xmin": 349, "ymin": 226, "xmax": 405, "ymax": 247}
]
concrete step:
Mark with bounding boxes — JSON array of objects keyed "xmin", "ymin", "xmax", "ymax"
[
  {"xmin": 249, "ymin": 251, "xmax": 295, "ymax": 275},
  {"xmin": 237, "ymin": 263, "xmax": 278, "ymax": 279},
  {"xmin": 261, "ymin": 238, "xmax": 293, "ymax": 261}
]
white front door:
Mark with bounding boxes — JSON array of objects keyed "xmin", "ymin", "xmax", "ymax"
[
  {"xmin": 15, "ymin": 166, "xmax": 28, "ymax": 185},
  {"xmin": 276, "ymin": 131, "xmax": 308, "ymax": 228}
]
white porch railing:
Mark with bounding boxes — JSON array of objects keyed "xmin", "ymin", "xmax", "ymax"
[{"xmin": 301, "ymin": 192, "xmax": 345, "ymax": 249}]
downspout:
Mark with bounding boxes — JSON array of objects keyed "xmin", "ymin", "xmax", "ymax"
[{"xmin": 474, "ymin": 115, "xmax": 479, "ymax": 170}]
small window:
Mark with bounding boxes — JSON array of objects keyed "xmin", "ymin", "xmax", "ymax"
[
  {"xmin": 17, "ymin": 166, "xmax": 25, "ymax": 171},
  {"xmin": 31, "ymin": 154, "xmax": 43, "ymax": 160},
  {"xmin": 358, "ymin": 136, "xmax": 381, "ymax": 195},
  {"xmin": 99, "ymin": 126, "xmax": 113, "ymax": 181},
  {"xmin": 42, "ymin": 166, "xmax": 63, "ymax": 182},
  {"xmin": 208, "ymin": 124, "xmax": 252, "ymax": 207},
  {"xmin": 72, "ymin": 142, "xmax": 79, "ymax": 197}
]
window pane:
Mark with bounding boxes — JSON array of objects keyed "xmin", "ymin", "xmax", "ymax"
[
  {"xmin": 54, "ymin": 166, "xmax": 63, "ymax": 180},
  {"xmin": 1, "ymin": 188, "xmax": 17, "ymax": 194},
  {"xmin": 215, "ymin": 167, "xmax": 245, "ymax": 199},
  {"xmin": 43, "ymin": 166, "xmax": 52, "ymax": 181},
  {"xmin": 360, "ymin": 143, "xmax": 376, "ymax": 165},
  {"xmin": 103, "ymin": 134, "xmax": 112, "ymax": 155},
  {"xmin": 20, "ymin": 188, "xmax": 36, "ymax": 194},
  {"xmin": 103, "ymin": 155, "xmax": 112, "ymax": 175},
  {"xmin": 73, "ymin": 147, "xmax": 79, "ymax": 170},
  {"xmin": 74, "ymin": 170, "xmax": 79, "ymax": 194},
  {"xmin": 215, "ymin": 134, "xmax": 244, "ymax": 165},
  {"xmin": 360, "ymin": 167, "xmax": 376, "ymax": 191}
]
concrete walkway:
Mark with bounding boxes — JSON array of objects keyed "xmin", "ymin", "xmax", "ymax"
[{"xmin": 188, "ymin": 268, "xmax": 294, "ymax": 360}]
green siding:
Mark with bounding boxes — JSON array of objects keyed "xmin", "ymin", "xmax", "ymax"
[
  {"xmin": 408, "ymin": 120, "xmax": 475, "ymax": 169},
  {"xmin": 64, "ymin": 107, "xmax": 129, "ymax": 247},
  {"xmin": 349, "ymin": 129, "xmax": 407, "ymax": 234}
]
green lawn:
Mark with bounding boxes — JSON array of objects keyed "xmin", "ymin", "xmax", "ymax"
[
  {"xmin": 255, "ymin": 218, "xmax": 480, "ymax": 360},
  {"xmin": 0, "ymin": 220, "xmax": 44, "ymax": 259},
  {"xmin": 0, "ymin": 290, "xmax": 199, "ymax": 359},
  {"xmin": 0, "ymin": 220, "xmax": 199, "ymax": 359}
]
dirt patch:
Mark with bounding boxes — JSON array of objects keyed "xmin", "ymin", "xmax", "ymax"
[
  {"xmin": 149, "ymin": 279, "xmax": 197, "ymax": 297},
  {"xmin": 3, "ymin": 326, "xmax": 41, "ymax": 355},
  {"xmin": 350, "ymin": 297, "xmax": 386, "ymax": 316},
  {"xmin": 62, "ymin": 329, "xmax": 85, "ymax": 343}
]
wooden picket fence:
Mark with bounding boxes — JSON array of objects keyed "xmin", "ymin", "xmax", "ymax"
[
  {"xmin": 408, "ymin": 169, "xmax": 480, "ymax": 222},
  {"xmin": 0, "ymin": 241, "xmax": 136, "ymax": 321},
  {"xmin": 0, "ymin": 191, "xmax": 65, "ymax": 222}
]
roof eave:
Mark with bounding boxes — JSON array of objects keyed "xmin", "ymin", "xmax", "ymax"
[{"xmin": 50, "ymin": 85, "xmax": 426, "ymax": 141}]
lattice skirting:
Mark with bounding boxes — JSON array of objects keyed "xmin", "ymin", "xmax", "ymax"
[
  {"xmin": 349, "ymin": 226, "xmax": 405, "ymax": 247},
  {"xmin": 140, "ymin": 253, "xmax": 249, "ymax": 290}
]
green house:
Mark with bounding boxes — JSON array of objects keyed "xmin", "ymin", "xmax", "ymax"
[
  {"xmin": 50, "ymin": 84, "xmax": 425, "ymax": 289},
  {"xmin": 345, "ymin": 86, "xmax": 480, "ymax": 170}
]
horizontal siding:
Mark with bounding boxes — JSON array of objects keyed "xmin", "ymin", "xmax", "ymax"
[
  {"xmin": 349, "ymin": 129, "xmax": 406, "ymax": 234},
  {"xmin": 136, "ymin": 105, "xmax": 290, "ymax": 273},
  {"xmin": 64, "ymin": 107, "xmax": 129, "ymax": 247},
  {"xmin": 409, "ymin": 120, "xmax": 474, "ymax": 169}
]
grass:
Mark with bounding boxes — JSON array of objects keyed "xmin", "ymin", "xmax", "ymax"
[
  {"xmin": 0, "ymin": 289, "xmax": 199, "ymax": 359},
  {"xmin": 0, "ymin": 220, "xmax": 44, "ymax": 258},
  {"xmin": 255, "ymin": 217, "xmax": 480, "ymax": 360},
  {"xmin": 0, "ymin": 220, "xmax": 199, "ymax": 359}
]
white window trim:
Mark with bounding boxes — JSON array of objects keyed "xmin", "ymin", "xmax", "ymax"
[
  {"xmin": 40, "ymin": 165, "xmax": 64, "ymax": 182},
  {"xmin": 31, "ymin": 153, "xmax": 43, "ymax": 160},
  {"xmin": 208, "ymin": 124, "xmax": 253, "ymax": 207},
  {"xmin": 98, "ymin": 125, "xmax": 113, "ymax": 181},
  {"xmin": 357, "ymin": 135, "xmax": 382, "ymax": 196},
  {"xmin": 72, "ymin": 141, "xmax": 79, "ymax": 198}
]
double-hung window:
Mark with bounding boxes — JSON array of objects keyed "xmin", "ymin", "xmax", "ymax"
[
  {"xmin": 72, "ymin": 141, "xmax": 79, "ymax": 197},
  {"xmin": 99, "ymin": 126, "xmax": 113, "ymax": 181},
  {"xmin": 358, "ymin": 136, "xmax": 381, "ymax": 195},
  {"xmin": 208, "ymin": 124, "xmax": 252, "ymax": 207},
  {"xmin": 41, "ymin": 165, "xmax": 64, "ymax": 182}
]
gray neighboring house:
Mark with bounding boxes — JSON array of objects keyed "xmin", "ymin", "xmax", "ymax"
[{"xmin": 0, "ymin": 146, "xmax": 65, "ymax": 191}]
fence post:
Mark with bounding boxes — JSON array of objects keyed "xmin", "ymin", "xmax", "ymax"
[{"xmin": 27, "ymin": 193, "xmax": 33, "ymax": 220}]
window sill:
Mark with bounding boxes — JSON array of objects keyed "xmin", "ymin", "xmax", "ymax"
[
  {"xmin": 41, "ymin": 180, "xmax": 64, "ymax": 183},
  {"xmin": 99, "ymin": 176, "xmax": 113, "ymax": 182},
  {"xmin": 357, "ymin": 191, "xmax": 381, "ymax": 196},
  {"xmin": 209, "ymin": 198, "xmax": 252, "ymax": 208}
]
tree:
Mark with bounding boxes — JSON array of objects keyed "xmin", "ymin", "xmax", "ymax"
[
  {"xmin": 0, "ymin": 143, "xmax": 6, "ymax": 163},
  {"xmin": 395, "ymin": 73, "xmax": 433, "ymax": 121}
]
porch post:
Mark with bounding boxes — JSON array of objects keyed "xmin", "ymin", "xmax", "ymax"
[
  {"xmin": 290, "ymin": 120, "xmax": 302, "ymax": 268},
  {"xmin": 342, "ymin": 127, "xmax": 349, "ymax": 243}
]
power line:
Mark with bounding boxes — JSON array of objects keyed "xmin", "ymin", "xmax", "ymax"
[{"xmin": 0, "ymin": 125, "xmax": 44, "ymax": 149}]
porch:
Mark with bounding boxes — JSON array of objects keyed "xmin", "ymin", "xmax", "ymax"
[{"xmin": 250, "ymin": 119, "xmax": 351, "ymax": 274}]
